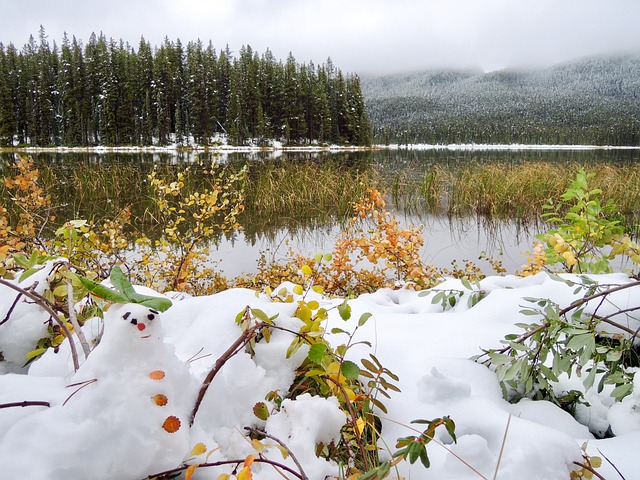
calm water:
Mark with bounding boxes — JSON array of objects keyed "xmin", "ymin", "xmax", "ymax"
[{"xmin": 2, "ymin": 147, "xmax": 639, "ymax": 277}]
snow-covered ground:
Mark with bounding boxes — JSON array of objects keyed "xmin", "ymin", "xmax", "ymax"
[{"xmin": 1, "ymin": 265, "xmax": 639, "ymax": 479}]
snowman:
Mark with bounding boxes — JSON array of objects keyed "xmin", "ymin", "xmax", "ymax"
[{"xmin": 0, "ymin": 303, "xmax": 196, "ymax": 480}]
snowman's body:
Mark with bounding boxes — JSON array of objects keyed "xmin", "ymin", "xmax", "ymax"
[{"xmin": 0, "ymin": 304, "xmax": 194, "ymax": 480}]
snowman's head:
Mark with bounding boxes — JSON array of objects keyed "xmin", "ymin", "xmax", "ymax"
[{"xmin": 104, "ymin": 303, "xmax": 164, "ymax": 343}]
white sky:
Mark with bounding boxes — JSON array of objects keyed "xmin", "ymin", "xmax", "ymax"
[{"xmin": 2, "ymin": 0, "xmax": 640, "ymax": 74}]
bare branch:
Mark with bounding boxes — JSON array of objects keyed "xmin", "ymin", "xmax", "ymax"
[
  {"xmin": 189, "ymin": 321, "xmax": 264, "ymax": 426},
  {"xmin": 0, "ymin": 401, "xmax": 50, "ymax": 409}
]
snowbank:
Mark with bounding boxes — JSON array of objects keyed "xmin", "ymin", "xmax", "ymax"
[{"xmin": 0, "ymin": 272, "xmax": 639, "ymax": 479}]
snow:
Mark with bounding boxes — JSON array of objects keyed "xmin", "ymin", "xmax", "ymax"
[{"xmin": 1, "ymin": 270, "xmax": 639, "ymax": 479}]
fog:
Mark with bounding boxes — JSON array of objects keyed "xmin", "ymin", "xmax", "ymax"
[{"xmin": 2, "ymin": 0, "xmax": 640, "ymax": 74}]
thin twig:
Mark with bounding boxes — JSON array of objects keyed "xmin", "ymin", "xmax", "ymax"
[
  {"xmin": 0, "ymin": 290, "xmax": 23, "ymax": 327},
  {"xmin": 560, "ymin": 280, "xmax": 640, "ymax": 317},
  {"xmin": 146, "ymin": 457, "xmax": 305, "ymax": 480},
  {"xmin": 245, "ymin": 427, "xmax": 309, "ymax": 480},
  {"xmin": 598, "ymin": 448, "xmax": 626, "ymax": 480},
  {"xmin": 0, "ymin": 401, "xmax": 50, "ymax": 409},
  {"xmin": 63, "ymin": 378, "xmax": 97, "ymax": 406},
  {"xmin": 493, "ymin": 414, "xmax": 511, "ymax": 480}
]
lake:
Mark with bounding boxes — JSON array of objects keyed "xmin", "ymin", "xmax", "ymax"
[{"xmin": 2, "ymin": 146, "xmax": 640, "ymax": 279}]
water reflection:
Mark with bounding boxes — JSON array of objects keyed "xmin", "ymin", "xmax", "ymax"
[{"xmin": 2, "ymin": 147, "xmax": 639, "ymax": 278}]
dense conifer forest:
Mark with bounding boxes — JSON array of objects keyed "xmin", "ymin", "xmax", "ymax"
[
  {"xmin": 0, "ymin": 28, "xmax": 371, "ymax": 147},
  {"xmin": 362, "ymin": 55, "xmax": 640, "ymax": 146}
]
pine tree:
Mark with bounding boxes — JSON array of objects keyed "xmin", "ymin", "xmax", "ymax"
[{"xmin": 0, "ymin": 44, "xmax": 17, "ymax": 146}]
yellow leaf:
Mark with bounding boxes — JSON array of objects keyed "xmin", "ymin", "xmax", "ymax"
[
  {"xmin": 190, "ymin": 442, "xmax": 207, "ymax": 457},
  {"xmin": 293, "ymin": 284, "xmax": 304, "ymax": 295},
  {"xmin": 216, "ymin": 474, "xmax": 231, "ymax": 480},
  {"xmin": 251, "ymin": 439, "xmax": 265, "ymax": 452},
  {"xmin": 237, "ymin": 466, "xmax": 253, "ymax": 480},
  {"xmin": 301, "ymin": 264, "xmax": 313, "ymax": 276}
]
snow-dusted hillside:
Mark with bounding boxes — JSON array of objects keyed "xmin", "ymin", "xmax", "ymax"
[{"xmin": 362, "ymin": 54, "xmax": 640, "ymax": 145}]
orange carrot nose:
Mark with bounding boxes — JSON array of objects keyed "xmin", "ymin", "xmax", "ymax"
[{"xmin": 137, "ymin": 323, "xmax": 146, "ymax": 331}]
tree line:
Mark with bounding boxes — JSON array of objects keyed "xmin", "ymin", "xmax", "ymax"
[{"xmin": 0, "ymin": 28, "xmax": 372, "ymax": 147}]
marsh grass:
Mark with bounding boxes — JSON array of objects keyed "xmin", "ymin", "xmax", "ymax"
[
  {"xmin": 244, "ymin": 160, "xmax": 378, "ymax": 224},
  {"xmin": 387, "ymin": 162, "xmax": 640, "ymax": 228},
  {"xmin": 3, "ymin": 156, "xmax": 640, "ymax": 243}
]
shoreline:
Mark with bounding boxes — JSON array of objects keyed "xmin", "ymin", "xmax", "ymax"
[{"xmin": 2, "ymin": 143, "xmax": 640, "ymax": 154}]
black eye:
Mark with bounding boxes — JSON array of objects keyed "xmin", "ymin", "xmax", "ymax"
[
  {"xmin": 149, "ymin": 309, "xmax": 159, "ymax": 315},
  {"xmin": 147, "ymin": 313, "xmax": 155, "ymax": 321},
  {"xmin": 130, "ymin": 318, "xmax": 138, "ymax": 325},
  {"xmin": 122, "ymin": 312, "xmax": 131, "ymax": 320}
]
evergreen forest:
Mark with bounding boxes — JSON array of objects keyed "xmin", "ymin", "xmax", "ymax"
[
  {"xmin": 362, "ymin": 54, "xmax": 640, "ymax": 146},
  {"xmin": 0, "ymin": 28, "xmax": 372, "ymax": 147}
]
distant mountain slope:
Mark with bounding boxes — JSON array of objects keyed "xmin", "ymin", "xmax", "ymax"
[{"xmin": 361, "ymin": 55, "xmax": 640, "ymax": 145}]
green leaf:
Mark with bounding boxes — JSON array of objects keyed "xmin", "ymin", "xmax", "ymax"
[
  {"xmin": 338, "ymin": 301, "xmax": 351, "ymax": 320},
  {"xmin": 566, "ymin": 333, "xmax": 594, "ymax": 352},
  {"xmin": 419, "ymin": 446, "xmax": 431, "ymax": 469},
  {"xmin": 251, "ymin": 308, "xmax": 271, "ymax": 324},
  {"xmin": 611, "ymin": 382, "xmax": 633, "ymax": 402},
  {"xmin": 137, "ymin": 297, "xmax": 173, "ymax": 312},
  {"xmin": 361, "ymin": 358, "xmax": 379, "ymax": 373},
  {"xmin": 461, "ymin": 278, "xmax": 472, "ymax": 290},
  {"xmin": 253, "ymin": 402, "xmax": 270, "ymax": 421},
  {"xmin": 79, "ymin": 276, "xmax": 129, "ymax": 303},
  {"xmin": 307, "ymin": 343, "xmax": 327, "ymax": 363},
  {"xmin": 341, "ymin": 360, "xmax": 360, "ymax": 381},
  {"xmin": 109, "ymin": 265, "xmax": 136, "ymax": 298},
  {"xmin": 18, "ymin": 267, "xmax": 40, "ymax": 282},
  {"xmin": 358, "ymin": 312, "xmax": 372, "ymax": 326},
  {"xmin": 23, "ymin": 347, "xmax": 47, "ymax": 367},
  {"xmin": 286, "ymin": 338, "xmax": 302, "ymax": 359}
]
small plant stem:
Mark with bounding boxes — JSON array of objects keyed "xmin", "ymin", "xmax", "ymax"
[
  {"xmin": 336, "ymin": 382, "xmax": 371, "ymax": 472},
  {"xmin": 0, "ymin": 401, "xmax": 50, "ymax": 409},
  {"xmin": 0, "ymin": 277, "xmax": 80, "ymax": 371},
  {"xmin": 245, "ymin": 427, "xmax": 309, "ymax": 480},
  {"xmin": 66, "ymin": 273, "xmax": 91, "ymax": 359},
  {"xmin": 493, "ymin": 414, "xmax": 511, "ymax": 480},
  {"xmin": 573, "ymin": 461, "xmax": 607, "ymax": 480},
  {"xmin": 189, "ymin": 322, "xmax": 263, "ymax": 426},
  {"xmin": 381, "ymin": 416, "xmax": 489, "ymax": 480}
]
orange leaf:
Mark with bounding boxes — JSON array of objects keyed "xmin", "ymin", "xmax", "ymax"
[
  {"xmin": 243, "ymin": 454, "xmax": 256, "ymax": 468},
  {"xmin": 185, "ymin": 464, "xmax": 198, "ymax": 480},
  {"xmin": 149, "ymin": 370, "xmax": 166, "ymax": 380},
  {"xmin": 162, "ymin": 415, "xmax": 181, "ymax": 433},
  {"xmin": 152, "ymin": 394, "xmax": 168, "ymax": 406}
]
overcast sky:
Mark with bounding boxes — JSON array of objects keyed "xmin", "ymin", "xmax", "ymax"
[{"xmin": 2, "ymin": 0, "xmax": 639, "ymax": 74}]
